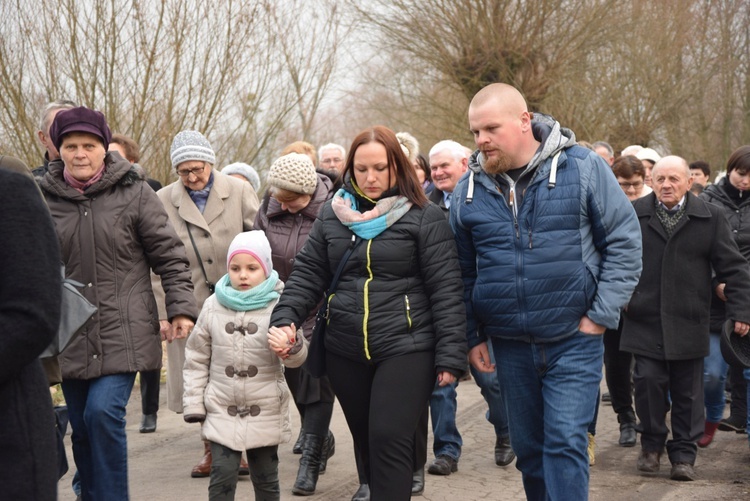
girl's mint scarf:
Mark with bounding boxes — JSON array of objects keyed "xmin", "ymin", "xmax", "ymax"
[
  {"xmin": 214, "ymin": 270, "xmax": 280, "ymax": 311},
  {"xmin": 331, "ymin": 187, "xmax": 412, "ymax": 240}
]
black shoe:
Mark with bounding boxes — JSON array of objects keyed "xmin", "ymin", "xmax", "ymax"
[
  {"xmin": 718, "ymin": 414, "xmax": 747, "ymax": 433},
  {"xmin": 494, "ymin": 436, "xmax": 515, "ymax": 466},
  {"xmin": 411, "ymin": 468, "xmax": 424, "ymax": 496},
  {"xmin": 139, "ymin": 413, "xmax": 157, "ymax": 433},
  {"xmin": 292, "ymin": 434, "xmax": 324, "ymax": 496},
  {"xmin": 319, "ymin": 431, "xmax": 335, "ymax": 475},
  {"xmin": 351, "ymin": 484, "xmax": 370, "ymax": 501},
  {"xmin": 637, "ymin": 449, "xmax": 661, "ymax": 473},
  {"xmin": 293, "ymin": 427, "xmax": 305, "ymax": 454},
  {"xmin": 619, "ymin": 422, "xmax": 637, "ymax": 447},
  {"xmin": 601, "ymin": 392, "xmax": 612, "ymax": 403},
  {"xmin": 427, "ymin": 455, "xmax": 458, "ymax": 476}
]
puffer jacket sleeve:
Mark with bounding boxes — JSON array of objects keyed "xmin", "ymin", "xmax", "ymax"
[
  {"xmin": 710, "ymin": 205, "xmax": 750, "ymax": 324},
  {"xmin": 241, "ymin": 181, "xmax": 260, "ymax": 231},
  {"xmin": 449, "ymin": 176, "xmax": 485, "ymax": 350},
  {"xmin": 139, "ymin": 186, "xmax": 198, "ymax": 321},
  {"xmin": 583, "ymin": 156, "xmax": 642, "ymax": 329},
  {"xmin": 418, "ymin": 204, "xmax": 467, "ymax": 376},
  {"xmin": 270, "ymin": 207, "xmax": 332, "ymax": 328},
  {"xmin": 182, "ymin": 301, "xmax": 213, "ymax": 420}
]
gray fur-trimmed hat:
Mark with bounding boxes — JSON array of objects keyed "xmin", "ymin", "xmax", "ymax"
[
  {"xmin": 267, "ymin": 153, "xmax": 317, "ymax": 195},
  {"xmin": 170, "ymin": 130, "xmax": 216, "ymax": 169}
]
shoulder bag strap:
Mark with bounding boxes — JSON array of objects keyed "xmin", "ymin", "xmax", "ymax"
[{"xmin": 185, "ymin": 223, "xmax": 215, "ymax": 293}]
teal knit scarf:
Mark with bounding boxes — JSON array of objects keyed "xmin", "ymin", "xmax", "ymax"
[
  {"xmin": 214, "ymin": 270, "xmax": 280, "ymax": 311},
  {"xmin": 331, "ymin": 188, "xmax": 412, "ymax": 240}
]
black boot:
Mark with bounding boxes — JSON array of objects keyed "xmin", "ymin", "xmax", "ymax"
[
  {"xmin": 292, "ymin": 434, "xmax": 324, "ymax": 496},
  {"xmin": 618, "ymin": 410, "xmax": 637, "ymax": 447},
  {"xmin": 293, "ymin": 427, "xmax": 305, "ymax": 454},
  {"xmin": 319, "ymin": 431, "xmax": 336, "ymax": 474}
]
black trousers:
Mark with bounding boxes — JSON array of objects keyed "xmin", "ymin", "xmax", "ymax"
[
  {"xmin": 139, "ymin": 369, "xmax": 160, "ymax": 415},
  {"xmin": 327, "ymin": 350, "xmax": 434, "ymax": 501},
  {"xmin": 604, "ymin": 322, "xmax": 635, "ymax": 419},
  {"xmin": 633, "ymin": 355, "xmax": 703, "ymax": 464}
]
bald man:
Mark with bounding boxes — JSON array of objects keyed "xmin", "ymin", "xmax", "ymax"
[
  {"xmin": 621, "ymin": 156, "xmax": 750, "ymax": 482},
  {"xmin": 450, "ymin": 83, "xmax": 642, "ymax": 500}
]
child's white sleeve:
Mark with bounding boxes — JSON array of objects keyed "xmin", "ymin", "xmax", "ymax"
[{"xmin": 182, "ymin": 305, "xmax": 212, "ymax": 421}]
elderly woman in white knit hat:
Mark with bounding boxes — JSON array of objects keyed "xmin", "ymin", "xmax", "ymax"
[
  {"xmin": 222, "ymin": 162, "xmax": 262, "ymax": 193},
  {"xmin": 254, "ymin": 152, "xmax": 337, "ymax": 495},
  {"xmin": 152, "ymin": 130, "xmax": 260, "ymax": 478}
]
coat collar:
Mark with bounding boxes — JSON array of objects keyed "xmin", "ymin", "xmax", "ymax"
[
  {"xmin": 634, "ymin": 192, "xmax": 712, "ymax": 240},
  {"xmin": 170, "ymin": 169, "xmax": 234, "ymax": 232}
]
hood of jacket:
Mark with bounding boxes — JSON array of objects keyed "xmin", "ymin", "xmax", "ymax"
[{"xmin": 468, "ymin": 112, "xmax": 577, "ymax": 182}]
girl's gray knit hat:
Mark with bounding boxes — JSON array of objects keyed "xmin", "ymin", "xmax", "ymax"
[
  {"xmin": 267, "ymin": 153, "xmax": 317, "ymax": 195},
  {"xmin": 170, "ymin": 130, "xmax": 216, "ymax": 169}
]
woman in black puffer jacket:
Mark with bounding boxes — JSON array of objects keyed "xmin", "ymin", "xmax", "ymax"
[
  {"xmin": 698, "ymin": 146, "xmax": 750, "ymax": 446},
  {"xmin": 271, "ymin": 126, "xmax": 467, "ymax": 501}
]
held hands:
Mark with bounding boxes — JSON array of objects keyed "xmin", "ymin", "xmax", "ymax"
[
  {"xmin": 268, "ymin": 324, "xmax": 296, "ymax": 359},
  {"xmin": 468, "ymin": 342, "xmax": 495, "ymax": 374}
]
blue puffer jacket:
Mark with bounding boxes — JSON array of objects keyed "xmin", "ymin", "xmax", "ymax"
[{"xmin": 450, "ymin": 115, "xmax": 642, "ymax": 349}]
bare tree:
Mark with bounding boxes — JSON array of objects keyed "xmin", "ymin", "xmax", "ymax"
[{"xmin": 0, "ymin": 0, "xmax": 320, "ymax": 183}]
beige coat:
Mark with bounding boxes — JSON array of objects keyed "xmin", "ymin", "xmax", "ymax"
[
  {"xmin": 182, "ymin": 282, "xmax": 307, "ymax": 452},
  {"xmin": 153, "ymin": 169, "xmax": 259, "ymax": 411}
]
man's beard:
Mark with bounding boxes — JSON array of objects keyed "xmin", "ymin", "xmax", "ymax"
[{"xmin": 482, "ymin": 149, "xmax": 513, "ymax": 175}]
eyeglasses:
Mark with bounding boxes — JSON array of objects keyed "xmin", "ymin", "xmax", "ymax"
[
  {"xmin": 176, "ymin": 163, "xmax": 206, "ymax": 177},
  {"xmin": 618, "ymin": 181, "xmax": 644, "ymax": 189},
  {"xmin": 321, "ymin": 158, "xmax": 343, "ymax": 165}
]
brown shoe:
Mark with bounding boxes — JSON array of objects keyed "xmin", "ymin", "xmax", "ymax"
[
  {"xmin": 636, "ymin": 450, "xmax": 661, "ymax": 473},
  {"xmin": 191, "ymin": 441, "xmax": 212, "ymax": 478},
  {"xmin": 239, "ymin": 454, "xmax": 250, "ymax": 476},
  {"xmin": 670, "ymin": 462, "xmax": 696, "ymax": 481}
]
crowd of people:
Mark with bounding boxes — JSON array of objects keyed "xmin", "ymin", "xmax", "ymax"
[{"xmin": 4, "ymin": 81, "xmax": 750, "ymax": 501}]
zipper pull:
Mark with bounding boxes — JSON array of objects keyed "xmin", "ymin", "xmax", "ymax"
[{"xmin": 528, "ymin": 230, "xmax": 533, "ymax": 249}]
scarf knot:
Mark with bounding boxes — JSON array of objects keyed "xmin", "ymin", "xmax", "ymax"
[{"xmin": 331, "ymin": 188, "xmax": 412, "ymax": 239}]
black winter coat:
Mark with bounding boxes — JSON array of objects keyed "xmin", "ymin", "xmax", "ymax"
[
  {"xmin": 270, "ymin": 189, "xmax": 467, "ymax": 376},
  {"xmin": 0, "ymin": 170, "xmax": 60, "ymax": 500},
  {"xmin": 622, "ymin": 192, "xmax": 750, "ymax": 360},
  {"xmin": 700, "ymin": 178, "xmax": 750, "ymax": 331}
]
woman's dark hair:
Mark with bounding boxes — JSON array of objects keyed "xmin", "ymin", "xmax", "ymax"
[
  {"xmin": 344, "ymin": 126, "xmax": 428, "ymax": 207},
  {"xmin": 416, "ymin": 153, "xmax": 431, "ymax": 182},
  {"xmin": 689, "ymin": 160, "xmax": 711, "ymax": 177},
  {"xmin": 612, "ymin": 155, "xmax": 645, "ymax": 179},
  {"xmin": 726, "ymin": 146, "xmax": 750, "ymax": 175}
]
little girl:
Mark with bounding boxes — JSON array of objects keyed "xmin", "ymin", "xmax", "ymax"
[{"xmin": 183, "ymin": 230, "xmax": 306, "ymax": 500}]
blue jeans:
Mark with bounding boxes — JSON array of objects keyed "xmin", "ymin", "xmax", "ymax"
[
  {"xmin": 470, "ymin": 338, "xmax": 509, "ymax": 439},
  {"xmin": 62, "ymin": 373, "xmax": 137, "ymax": 501},
  {"xmin": 704, "ymin": 332, "xmax": 729, "ymax": 423},
  {"xmin": 430, "ymin": 380, "xmax": 462, "ymax": 460},
  {"xmin": 493, "ymin": 332, "xmax": 603, "ymax": 501}
]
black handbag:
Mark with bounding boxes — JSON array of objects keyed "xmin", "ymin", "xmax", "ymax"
[
  {"xmin": 305, "ymin": 237, "xmax": 360, "ymax": 377},
  {"xmin": 41, "ymin": 266, "xmax": 98, "ymax": 358}
]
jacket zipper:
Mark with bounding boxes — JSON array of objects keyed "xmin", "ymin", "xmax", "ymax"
[
  {"xmin": 363, "ymin": 239, "xmax": 373, "ymax": 360},
  {"xmin": 404, "ymin": 295, "xmax": 412, "ymax": 331}
]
